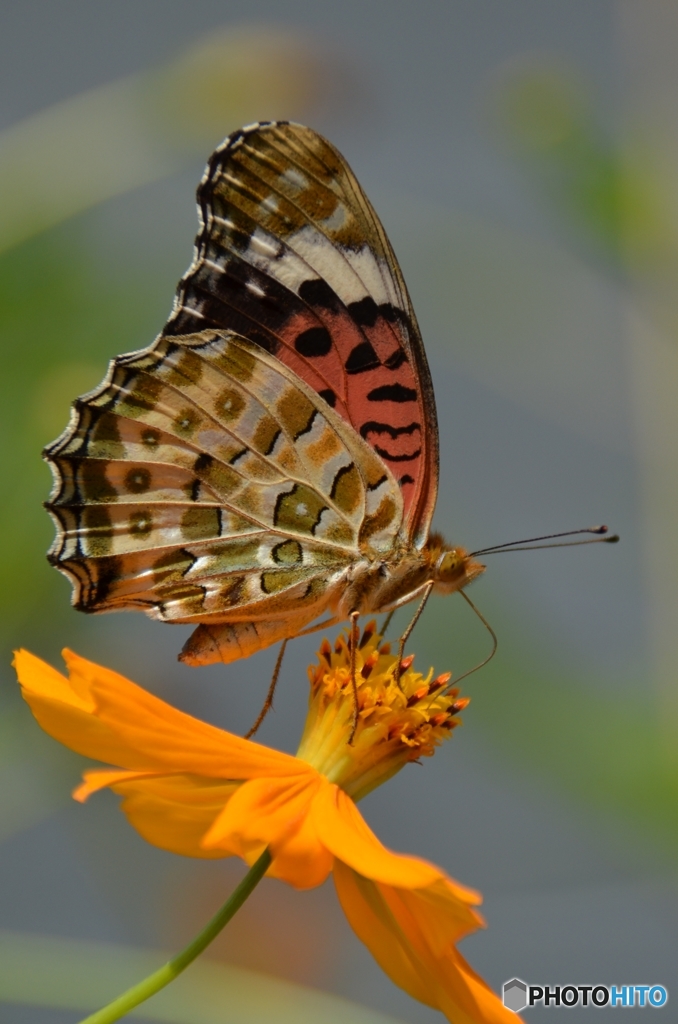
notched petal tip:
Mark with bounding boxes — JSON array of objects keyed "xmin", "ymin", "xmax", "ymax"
[{"xmin": 13, "ymin": 647, "xmax": 93, "ymax": 711}]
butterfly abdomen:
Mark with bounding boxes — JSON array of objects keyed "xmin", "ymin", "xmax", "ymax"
[{"xmin": 179, "ymin": 614, "xmax": 316, "ymax": 666}]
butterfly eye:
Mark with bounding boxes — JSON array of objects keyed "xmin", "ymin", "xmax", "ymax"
[{"xmin": 437, "ymin": 550, "xmax": 461, "ymax": 580}]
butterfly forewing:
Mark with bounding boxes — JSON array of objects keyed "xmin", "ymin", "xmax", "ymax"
[
  {"xmin": 165, "ymin": 122, "xmax": 438, "ymax": 546},
  {"xmin": 45, "ymin": 123, "xmax": 443, "ymax": 660},
  {"xmin": 46, "ymin": 331, "xmax": 404, "ymax": 626}
]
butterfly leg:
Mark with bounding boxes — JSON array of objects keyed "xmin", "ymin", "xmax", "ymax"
[
  {"xmin": 244, "ymin": 638, "xmax": 288, "ymax": 740},
  {"xmin": 394, "ymin": 580, "xmax": 435, "ymax": 687},
  {"xmin": 348, "ymin": 611, "xmax": 361, "ymax": 745}
]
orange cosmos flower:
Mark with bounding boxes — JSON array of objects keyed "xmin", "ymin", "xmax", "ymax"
[{"xmin": 14, "ymin": 624, "xmax": 517, "ymax": 1024}]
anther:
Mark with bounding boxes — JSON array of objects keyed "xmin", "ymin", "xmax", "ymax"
[
  {"xmin": 449, "ymin": 697, "xmax": 470, "ymax": 716},
  {"xmin": 359, "ymin": 621, "xmax": 377, "ymax": 648},
  {"xmin": 320, "ymin": 638, "xmax": 332, "ymax": 661},
  {"xmin": 379, "ymin": 642, "xmax": 392, "ymax": 655},
  {"xmin": 361, "ymin": 651, "xmax": 379, "ymax": 679},
  {"xmin": 406, "ymin": 685, "xmax": 429, "ymax": 708},
  {"xmin": 399, "ymin": 654, "xmax": 415, "ymax": 674},
  {"xmin": 428, "ymin": 671, "xmax": 451, "ymax": 693}
]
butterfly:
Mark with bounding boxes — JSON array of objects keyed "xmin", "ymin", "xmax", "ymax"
[{"xmin": 44, "ymin": 121, "xmax": 489, "ymax": 669}]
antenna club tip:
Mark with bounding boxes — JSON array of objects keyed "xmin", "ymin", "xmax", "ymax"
[
  {"xmin": 591, "ymin": 525, "xmax": 608, "ymax": 534},
  {"xmin": 605, "ymin": 534, "xmax": 620, "ymax": 544}
]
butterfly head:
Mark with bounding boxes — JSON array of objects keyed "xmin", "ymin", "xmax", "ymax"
[{"xmin": 426, "ymin": 533, "xmax": 486, "ymax": 595}]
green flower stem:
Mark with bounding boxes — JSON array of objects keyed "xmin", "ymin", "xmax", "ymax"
[{"xmin": 77, "ymin": 848, "xmax": 272, "ymax": 1024}]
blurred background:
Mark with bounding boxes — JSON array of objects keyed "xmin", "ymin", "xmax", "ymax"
[{"xmin": 0, "ymin": 2, "xmax": 676, "ymax": 1021}]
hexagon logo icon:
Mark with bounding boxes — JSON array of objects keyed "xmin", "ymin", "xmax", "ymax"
[{"xmin": 503, "ymin": 978, "xmax": 528, "ymax": 1013}]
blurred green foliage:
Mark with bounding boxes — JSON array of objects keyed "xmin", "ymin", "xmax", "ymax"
[
  {"xmin": 496, "ymin": 66, "xmax": 674, "ymax": 272},
  {"xmin": 0, "ymin": 27, "xmax": 328, "ymax": 255},
  {"xmin": 420, "ymin": 603, "xmax": 678, "ymax": 854},
  {"xmin": 489, "ymin": 61, "xmax": 678, "ymax": 849},
  {"xmin": 0, "ymin": 928, "xmax": 405, "ymax": 1024},
  {"xmin": 0, "ymin": 226, "xmax": 167, "ymax": 640}
]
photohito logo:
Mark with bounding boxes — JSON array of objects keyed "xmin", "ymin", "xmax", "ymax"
[{"xmin": 502, "ymin": 979, "xmax": 669, "ymax": 1012}]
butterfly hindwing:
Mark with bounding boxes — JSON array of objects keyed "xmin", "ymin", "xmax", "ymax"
[
  {"xmin": 164, "ymin": 122, "xmax": 438, "ymax": 547},
  {"xmin": 45, "ymin": 331, "xmax": 403, "ymax": 625}
]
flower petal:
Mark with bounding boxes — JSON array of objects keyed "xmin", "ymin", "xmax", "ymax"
[
  {"xmin": 114, "ymin": 772, "xmax": 242, "ymax": 859},
  {"xmin": 14, "ymin": 649, "xmax": 303, "ymax": 779},
  {"xmin": 435, "ymin": 949, "xmax": 521, "ymax": 1024},
  {"xmin": 333, "ymin": 861, "xmax": 518, "ymax": 1024},
  {"xmin": 266, "ymin": 809, "xmax": 334, "ymax": 890},
  {"xmin": 385, "ymin": 876, "xmax": 485, "ymax": 953},
  {"xmin": 311, "ymin": 782, "xmax": 442, "ymax": 888},
  {"xmin": 203, "ymin": 773, "xmax": 332, "ymax": 888},
  {"xmin": 73, "ymin": 768, "xmax": 160, "ymax": 801},
  {"xmin": 13, "ymin": 649, "xmax": 93, "ymax": 708}
]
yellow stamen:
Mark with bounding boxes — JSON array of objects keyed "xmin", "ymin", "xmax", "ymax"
[{"xmin": 295, "ymin": 621, "xmax": 466, "ymax": 802}]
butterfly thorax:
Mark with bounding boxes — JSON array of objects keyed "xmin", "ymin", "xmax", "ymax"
[{"xmin": 339, "ymin": 532, "xmax": 485, "ymax": 618}]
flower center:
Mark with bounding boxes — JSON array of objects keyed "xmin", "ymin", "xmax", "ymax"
[{"xmin": 295, "ymin": 621, "xmax": 468, "ymax": 801}]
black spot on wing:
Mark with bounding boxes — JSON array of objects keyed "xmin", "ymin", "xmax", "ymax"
[
  {"xmin": 367, "ymin": 383, "xmax": 417, "ymax": 403},
  {"xmin": 228, "ymin": 448, "xmax": 248, "ymax": 465},
  {"xmin": 359, "ymin": 421, "xmax": 421, "ymax": 440},
  {"xmin": 124, "ymin": 467, "xmax": 151, "ymax": 494},
  {"xmin": 194, "ymin": 453, "xmax": 214, "ymax": 473},
  {"xmin": 345, "ymin": 341, "xmax": 380, "ymax": 375},
  {"xmin": 373, "ymin": 445, "xmax": 422, "ymax": 463},
  {"xmin": 298, "ymin": 278, "xmax": 339, "ymax": 309},
  {"xmin": 347, "ymin": 298, "xmax": 407, "ymax": 329},
  {"xmin": 319, "ymin": 388, "xmax": 336, "ymax": 407},
  {"xmin": 142, "ymin": 428, "xmax": 161, "ymax": 448},
  {"xmin": 130, "ymin": 510, "xmax": 153, "ymax": 537},
  {"xmin": 379, "ymin": 303, "xmax": 402, "ymax": 323},
  {"xmin": 295, "ymin": 326, "xmax": 332, "ymax": 357},
  {"xmin": 348, "ymin": 296, "xmax": 379, "ymax": 327},
  {"xmin": 398, "ymin": 474, "xmax": 415, "ymax": 486},
  {"xmin": 383, "ymin": 349, "xmax": 407, "ymax": 371}
]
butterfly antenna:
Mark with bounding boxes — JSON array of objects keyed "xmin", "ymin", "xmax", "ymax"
[
  {"xmin": 438, "ymin": 589, "xmax": 498, "ymax": 697},
  {"xmin": 470, "ymin": 524, "xmax": 619, "ymax": 557}
]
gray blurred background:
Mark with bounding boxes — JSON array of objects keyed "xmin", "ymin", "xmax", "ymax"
[{"xmin": 0, "ymin": 2, "xmax": 676, "ymax": 1021}]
